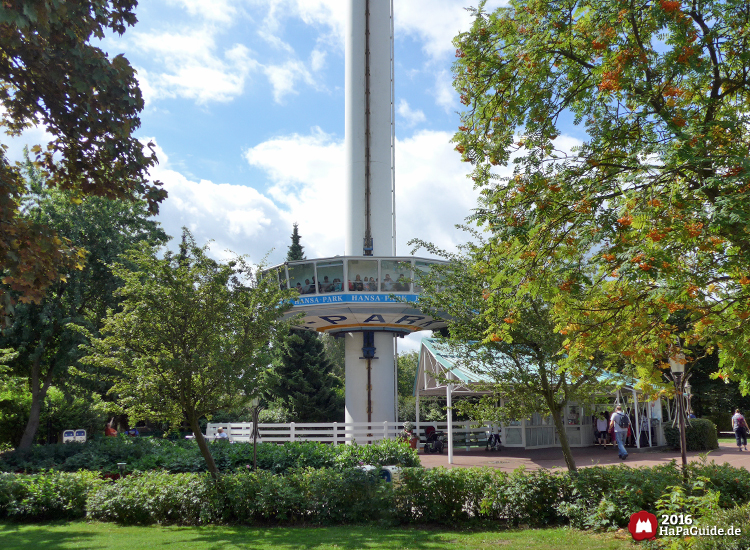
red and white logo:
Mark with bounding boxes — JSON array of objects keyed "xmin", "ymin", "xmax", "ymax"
[{"xmin": 628, "ymin": 510, "xmax": 658, "ymax": 541}]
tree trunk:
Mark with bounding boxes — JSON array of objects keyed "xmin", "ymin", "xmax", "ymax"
[
  {"xmin": 548, "ymin": 399, "xmax": 577, "ymax": 473},
  {"xmin": 187, "ymin": 413, "xmax": 220, "ymax": 480},
  {"xmin": 17, "ymin": 356, "xmax": 53, "ymax": 450}
]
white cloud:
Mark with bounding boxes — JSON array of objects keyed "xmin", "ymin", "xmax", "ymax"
[
  {"xmin": 395, "ymin": 0, "xmax": 507, "ymax": 61},
  {"xmin": 243, "ymin": 127, "xmax": 481, "ymax": 259},
  {"xmin": 244, "ymin": 127, "xmax": 346, "ymax": 258},
  {"xmin": 434, "ymin": 69, "xmax": 457, "ymax": 112},
  {"xmin": 395, "ymin": 130, "xmax": 480, "ymax": 255},
  {"xmin": 128, "ymin": 28, "xmax": 258, "ymax": 104},
  {"xmin": 165, "ymin": 0, "xmax": 239, "ymax": 23},
  {"xmin": 146, "ymin": 139, "xmax": 290, "ymax": 264},
  {"xmin": 263, "ymin": 60, "xmax": 317, "ymax": 103},
  {"xmin": 310, "ymin": 49, "xmax": 327, "ymax": 72},
  {"xmin": 397, "ymin": 99, "xmax": 426, "ymax": 128},
  {"xmin": 252, "ymin": 0, "xmax": 345, "ymax": 45}
]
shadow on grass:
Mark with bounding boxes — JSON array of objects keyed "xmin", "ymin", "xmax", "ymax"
[
  {"xmin": 0, "ymin": 522, "xmax": 100, "ymax": 550},
  {"xmin": 0, "ymin": 522, "xmax": 631, "ymax": 550},
  {"xmin": 163, "ymin": 524, "xmax": 464, "ymax": 549}
]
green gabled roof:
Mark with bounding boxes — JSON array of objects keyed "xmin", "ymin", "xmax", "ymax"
[
  {"xmin": 416, "ymin": 338, "xmax": 636, "ymax": 396},
  {"xmin": 420, "ymin": 337, "xmax": 495, "ymax": 384}
]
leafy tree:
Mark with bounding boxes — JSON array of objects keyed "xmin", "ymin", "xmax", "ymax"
[
  {"xmin": 0, "ymin": 1, "xmax": 166, "ymax": 319},
  {"xmin": 266, "ymin": 331, "xmax": 344, "ymax": 422},
  {"xmin": 395, "ymin": 350, "xmax": 444, "ymax": 423},
  {"xmin": 451, "ymin": 0, "xmax": 750, "ymax": 391},
  {"xmin": 411, "ymin": 243, "xmax": 617, "ymax": 472},
  {"xmin": 397, "ymin": 351, "xmax": 419, "ymax": 399},
  {"xmin": 0, "ymin": 161, "xmax": 167, "ymax": 449},
  {"xmin": 81, "ymin": 230, "xmax": 295, "ymax": 477},
  {"xmin": 688, "ymin": 351, "xmax": 750, "ymax": 430}
]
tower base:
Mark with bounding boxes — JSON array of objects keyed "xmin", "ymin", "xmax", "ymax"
[{"xmin": 344, "ymin": 331, "xmax": 395, "ymax": 424}]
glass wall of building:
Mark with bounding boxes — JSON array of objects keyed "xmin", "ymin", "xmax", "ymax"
[
  {"xmin": 380, "ymin": 259, "xmax": 411, "ymax": 291},
  {"xmin": 269, "ymin": 257, "xmax": 445, "ymax": 295},
  {"xmin": 316, "ymin": 260, "xmax": 344, "ymax": 293},
  {"xmin": 288, "ymin": 262, "xmax": 316, "ymax": 294},
  {"xmin": 347, "ymin": 259, "xmax": 378, "ymax": 291},
  {"xmin": 413, "ymin": 260, "xmax": 432, "ymax": 292}
]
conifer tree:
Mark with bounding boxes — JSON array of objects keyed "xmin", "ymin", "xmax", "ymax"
[
  {"xmin": 268, "ymin": 331, "xmax": 343, "ymax": 422},
  {"xmin": 287, "ymin": 223, "xmax": 305, "ymax": 262},
  {"xmin": 269, "ymin": 224, "xmax": 344, "ymax": 421}
]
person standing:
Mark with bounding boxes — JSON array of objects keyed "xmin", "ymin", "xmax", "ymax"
[
  {"xmin": 596, "ymin": 413, "xmax": 608, "ymax": 447},
  {"xmin": 732, "ymin": 409, "xmax": 748, "ymax": 452},
  {"xmin": 609, "ymin": 405, "xmax": 629, "ymax": 460}
]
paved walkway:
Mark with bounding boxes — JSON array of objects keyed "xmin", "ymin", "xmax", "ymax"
[{"xmin": 418, "ymin": 441, "xmax": 750, "ymax": 471}]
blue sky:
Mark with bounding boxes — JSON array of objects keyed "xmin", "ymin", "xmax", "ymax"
[
  {"xmin": 11, "ymin": 0, "xmax": 587, "ymax": 350},
  {"xmin": 94, "ymin": 0, "xmax": 516, "ymax": 266}
]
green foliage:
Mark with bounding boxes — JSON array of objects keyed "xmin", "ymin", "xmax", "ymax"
[
  {"xmin": 664, "ymin": 418, "xmax": 719, "ymax": 451},
  {"xmin": 286, "ymin": 223, "xmax": 305, "ymax": 262},
  {"xmin": 449, "ymin": 0, "xmax": 750, "ymax": 394},
  {"xmin": 0, "ymin": 470, "xmax": 103, "ymax": 521},
  {"xmin": 1, "ymin": 460, "xmax": 750, "ymax": 528},
  {"xmin": 689, "ymin": 460, "xmax": 750, "ymax": 509},
  {"xmin": 0, "ymin": 438, "xmax": 420, "ymax": 475},
  {"xmin": 87, "ymin": 471, "xmax": 220, "ymax": 525},
  {"xmin": 394, "ymin": 467, "xmax": 497, "ymax": 523},
  {"xmin": 0, "ymin": 377, "xmax": 30, "ymax": 446},
  {"xmin": 0, "ymin": 0, "xmax": 166, "ymax": 320},
  {"xmin": 267, "ymin": 330, "xmax": 344, "ymax": 423},
  {"xmin": 482, "ymin": 468, "xmax": 569, "ymax": 526},
  {"xmin": 560, "ymin": 463, "xmax": 683, "ymax": 529},
  {"xmin": 692, "ymin": 501, "xmax": 750, "ymax": 550},
  {"xmin": 332, "ymin": 439, "xmax": 420, "ymax": 469},
  {"xmin": 81, "ymin": 229, "xmax": 296, "ymax": 476},
  {"xmin": 0, "ymin": 171, "xmax": 167, "ymax": 448},
  {"xmin": 397, "ymin": 351, "xmax": 418, "ymax": 399},
  {"xmin": 409, "ymin": 262, "xmax": 611, "ymax": 472}
]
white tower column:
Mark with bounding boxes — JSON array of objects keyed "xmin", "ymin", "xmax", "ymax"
[
  {"xmin": 345, "ymin": 0, "xmax": 394, "ymax": 257},
  {"xmin": 343, "ymin": 0, "xmax": 396, "ymax": 424},
  {"xmin": 344, "ymin": 332, "xmax": 395, "ymax": 424}
]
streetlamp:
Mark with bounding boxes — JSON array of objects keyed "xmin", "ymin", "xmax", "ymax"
[
  {"xmin": 668, "ymin": 348, "xmax": 688, "ymax": 481},
  {"xmin": 249, "ymin": 397, "xmax": 264, "ymax": 472}
]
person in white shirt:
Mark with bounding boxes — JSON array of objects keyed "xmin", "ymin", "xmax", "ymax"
[
  {"xmin": 216, "ymin": 428, "xmax": 229, "ymax": 440},
  {"xmin": 596, "ymin": 413, "xmax": 608, "ymax": 447},
  {"xmin": 732, "ymin": 409, "xmax": 748, "ymax": 451}
]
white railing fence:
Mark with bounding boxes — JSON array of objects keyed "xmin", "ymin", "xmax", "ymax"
[{"xmin": 206, "ymin": 421, "xmax": 499, "ymax": 450}]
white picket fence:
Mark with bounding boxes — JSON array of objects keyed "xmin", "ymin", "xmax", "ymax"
[{"xmin": 205, "ymin": 421, "xmax": 499, "ymax": 450}]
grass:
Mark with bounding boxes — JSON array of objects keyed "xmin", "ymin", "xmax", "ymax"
[{"xmin": 0, "ymin": 522, "xmax": 636, "ymax": 550}]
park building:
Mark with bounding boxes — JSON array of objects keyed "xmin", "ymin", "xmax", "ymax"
[{"xmin": 414, "ymin": 338, "xmax": 669, "ymax": 452}]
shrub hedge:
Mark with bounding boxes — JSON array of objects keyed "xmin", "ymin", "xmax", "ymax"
[
  {"xmin": 0, "ymin": 437, "xmax": 420, "ymax": 474},
  {"xmin": 0, "ymin": 460, "xmax": 749, "ymax": 528},
  {"xmin": 692, "ymin": 501, "xmax": 750, "ymax": 550},
  {"xmin": 664, "ymin": 418, "xmax": 719, "ymax": 451},
  {"xmin": 0, "ymin": 470, "xmax": 103, "ymax": 521}
]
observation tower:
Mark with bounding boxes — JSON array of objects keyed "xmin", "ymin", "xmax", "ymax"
[{"xmin": 264, "ymin": 0, "xmax": 446, "ymax": 424}]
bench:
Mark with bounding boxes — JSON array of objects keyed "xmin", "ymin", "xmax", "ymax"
[{"xmin": 453, "ymin": 431, "xmax": 498, "ymax": 451}]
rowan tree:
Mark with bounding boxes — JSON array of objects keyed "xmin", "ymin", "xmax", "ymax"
[
  {"xmin": 0, "ymin": 1, "xmax": 165, "ymax": 319},
  {"xmin": 451, "ymin": 0, "xmax": 750, "ymax": 390},
  {"xmin": 410, "ymin": 241, "xmax": 616, "ymax": 472}
]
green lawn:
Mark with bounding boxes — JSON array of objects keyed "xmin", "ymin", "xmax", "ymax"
[{"xmin": 0, "ymin": 522, "xmax": 635, "ymax": 550}]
